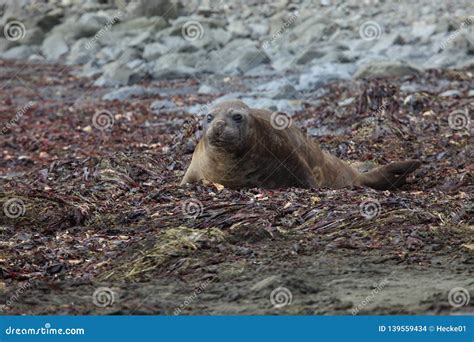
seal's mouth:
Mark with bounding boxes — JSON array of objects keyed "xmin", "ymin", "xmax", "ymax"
[{"xmin": 208, "ymin": 136, "xmax": 232, "ymax": 147}]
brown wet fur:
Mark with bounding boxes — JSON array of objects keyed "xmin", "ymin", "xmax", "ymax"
[{"xmin": 181, "ymin": 100, "xmax": 421, "ymax": 190}]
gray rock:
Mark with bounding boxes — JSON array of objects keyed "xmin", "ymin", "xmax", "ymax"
[
  {"xmin": 298, "ymin": 63, "xmax": 353, "ymax": 91},
  {"xmin": 36, "ymin": 8, "xmax": 64, "ymax": 31},
  {"xmin": 113, "ymin": 16, "xmax": 167, "ymax": 33},
  {"xmin": 115, "ymin": 48, "xmax": 141, "ymax": 65},
  {"xmin": 152, "ymin": 65, "xmax": 196, "ymax": 80},
  {"xmin": 67, "ymin": 38, "xmax": 98, "ymax": 65},
  {"xmin": 159, "ymin": 36, "xmax": 197, "ymax": 53},
  {"xmin": 195, "ymin": 38, "xmax": 257, "ymax": 73},
  {"xmin": 125, "ymin": 0, "xmax": 178, "ymax": 20},
  {"xmin": 97, "ymin": 61, "xmax": 135, "ymax": 86},
  {"xmin": 126, "ymin": 31, "xmax": 151, "ymax": 47},
  {"xmin": 439, "ymin": 89, "xmax": 461, "ymax": 97},
  {"xmin": 411, "ymin": 21, "xmax": 437, "ymax": 41},
  {"xmin": 251, "ymin": 275, "xmax": 280, "ymax": 292},
  {"xmin": 468, "ymin": 89, "xmax": 474, "ymax": 97},
  {"xmin": 290, "ymin": 16, "xmax": 335, "ymax": 48},
  {"xmin": 143, "ymin": 42, "xmax": 169, "ymax": 61},
  {"xmin": 248, "ymin": 21, "xmax": 269, "ymax": 39},
  {"xmin": 97, "ymin": 46, "xmax": 123, "ymax": 63},
  {"xmin": 99, "ymin": 16, "xmax": 167, "ymax": 45},
  {"xmin": 0, "ymin": 38, "xmax": 18, "ymax": 53},
  {"xmin": 198, "ymin": 84, "xmax": 219, "ymax": 94},
  {"xmin": 126, "ymin": 59, "xmax": 145, "ymax": 70},
  {"xmin": 354, "ymin": 60, "xmax": 421, "ymax": 79},
  {"xmin": 77, "ymin": 12, "xmax": 109, "ymax": 30},
  {"xmin": 224, "ymin": 48, "xmax": 270, "ymax": 74},
  {"xmin": 371, "ymin": 33, "xmax": 405, "ymax": 54},
  {"xmin": 449, "ymin": 32, "xmax": 474, "ymax": 54},
  {"xmin": 307, "ymin": 126, "xmax": 347, "ymax": 137},
  {"xmin": 150, "ymin": 99, "xmax": 178, "ymax": 112},
  {"xmin": 102, "ymin": 86, "xmax": 151, "ymax": 101},
  {"xmin": 256, "ymin": 79, "xmax": 297, "ymax": 99},
  {"xmin": 76, "ymin": 61, "xmax": 103, "ymax": 78},
  {"xmin": 227, "ymin": 20, "xmax": 251, "ymax": 37},
  {"xmin": 196, "ymin": 28, "xmax": 233, "ymax": 50},
  {"xmin": 153, "ymin": 52, "xmax": 200, "ymax": 71},
  {"xmin": 295, "ymin": 48, "xmax": 325, "ymax": 65},
  {"xmin": 28, "ymin": 54, "xmax": 45, "ymax": 62},
  {"xmin": 2, "ymin": 45, "xmax": 34, "ymax": 60},
  {"xmin": 41, "ymin": 34, "xmax": 69, "ymax": 60},
  {"xmin": 337, "ymin": 97, "xmax": 355, "ymax": 107},
  {"xmin": 49, "ymin": 16, "xmax": 103, "ymax": 43},
  {"xmin": 22, "ymin": 28, "xmax": 45, "ymax": 45},
  {"xmin": 321, "ymin": 50, "xmax": 355, "ymax": 63}
]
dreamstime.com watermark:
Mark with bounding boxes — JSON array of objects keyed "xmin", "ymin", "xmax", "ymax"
[
  {"xmin": 174, "ymin": 279, "xmax": 212, "ymax": 315},
  {"xmin": 4, "ymin": 323, "xmax": 85, "ymax": 336},
  {"xmin": 352, "ymin": 277, "xmax": 389, "ymax": 315},
  {"xmin": 262, "ymin": 12, "xmax": 299, "ymax": 50},
  {"xmin": 439, "ymin": 16, "xmax": 474, "ymax": 51},
  {"xmin": 0, "ymin": 101, "xmax": 34, "ymax": 135},
  {"xmin": 84, "ymin": 1, "xmax": 139, "ymax": 50},
  {"xmin": 0, "ymin": 278, "xmax": 36, "ymax": 312}
]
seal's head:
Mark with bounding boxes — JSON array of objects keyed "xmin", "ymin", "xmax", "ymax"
[{"xmin": 204, "ymin": 100, "xmax": 253, "ymax": 152}]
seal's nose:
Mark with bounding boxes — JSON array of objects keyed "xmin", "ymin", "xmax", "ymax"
[{"xmin": 213, "ymin": 120, "xmax": 225, "ymax": 136}]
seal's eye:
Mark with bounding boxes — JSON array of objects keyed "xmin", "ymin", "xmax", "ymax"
[
  {"xmin": 207, "ymin": 114, "xmax": 214, "ymax": 123},
  {"xmin": 232, "ymin": 113, "xmax": 243, "ymax": 122}
]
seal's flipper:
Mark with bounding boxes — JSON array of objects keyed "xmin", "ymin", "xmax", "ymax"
[{"xmin": 359, "ymin": 160, "xmax": 421, "ymax": 190}]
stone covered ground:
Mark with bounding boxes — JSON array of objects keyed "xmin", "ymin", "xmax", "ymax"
[
  {"xmin": 0, "ymin": 0, "xmax": 473, "ymax": 315},
  {"xmin": 0, "ymin": 58, "xmax": 472, "ymax": 315}
]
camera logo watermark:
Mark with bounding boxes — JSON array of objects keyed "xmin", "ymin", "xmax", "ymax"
[
  {"xmin": 92, "ymin": 287, "xmax": 115, "ymax": 307},
  {"xmin": 359, "ymin": 198, "xmax": 381, "ymax": 219},
  {"xmin": 181, "ymin": 199, "xmax": 204, "ymax": 219},
  {"xmin": 448, "ymin": 287, "xmax": 470, "ymax": 308},
  {"xmin": 270, "ymin": 112, "xmax": 292, "ymax": 130},
  {"xmin": 181, "ymin": 21, "xmax": 204, "ymax": 42},
  {"xmin": 359, "ymin": 21, "xmax": 382, "ymax": 41},
  {"xmin": 92, "ymin": 110, "xmax": 115, "ymax": 131},
  {"xmin": 3, "ymin": 198, "xmax": 26, "ymax": 218},
  {"xmin": 270, "ymin": 287, "xmax": 293, "ymax": 308},
  {"xmin": 3, "ymin": 20, "xmax": 26, "ymax": 41}
]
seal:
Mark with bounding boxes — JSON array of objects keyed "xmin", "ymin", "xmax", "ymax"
[{"xmin": 180, "ymin": 100, "xmax": 421, "ymax": 190}]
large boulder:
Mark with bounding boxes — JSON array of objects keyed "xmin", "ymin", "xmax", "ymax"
[
  {"xmin": 66, "ymin": 38, "xmax": 99, "ymax": 65},
  {"xmin": 2, "ymin": 45, "xmax": 35, "ymax": 59},
  {"xmin": 117, "ymin": 0, "xmax": 178, "ymax": 20},
  {"xmin": 95, "ymin": 60, "xmax": 135, "ymax": 86},
  {"xmin": 48, "ymin": 15, "xmax": 106, "ymax": 44},
  {"xmin": 98, "ymin": 16, "xmax": 167, "ymax": 46},
  {"xmin": 354, "ymin": 60, "xmax": 421, "ymax": 79},
  {"xmin": 143, "ymin": 42, "xmax": 169, "ymax": 61},
  {"xmin": 41, "ymin": 33, "xmax": 69, "ymax": 60},
  {"xmin": 151, "ymin": 65, "xmax": 196, "ymax": 80},
  {"xmin": 22, "ymin": 28, "xmax": 45, "ymax": 46},
  {"xmin": 196, "ymin": 39, "xmax": 269, "ymax": 74},
  {"xmin": 102, "ymin": 86, "xmax": 158, "ymax": 101}
]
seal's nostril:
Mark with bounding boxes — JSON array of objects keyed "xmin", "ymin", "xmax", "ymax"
[{"xmin": 214, "ymin": 120, "xmax": 225, "ymax": 135}]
